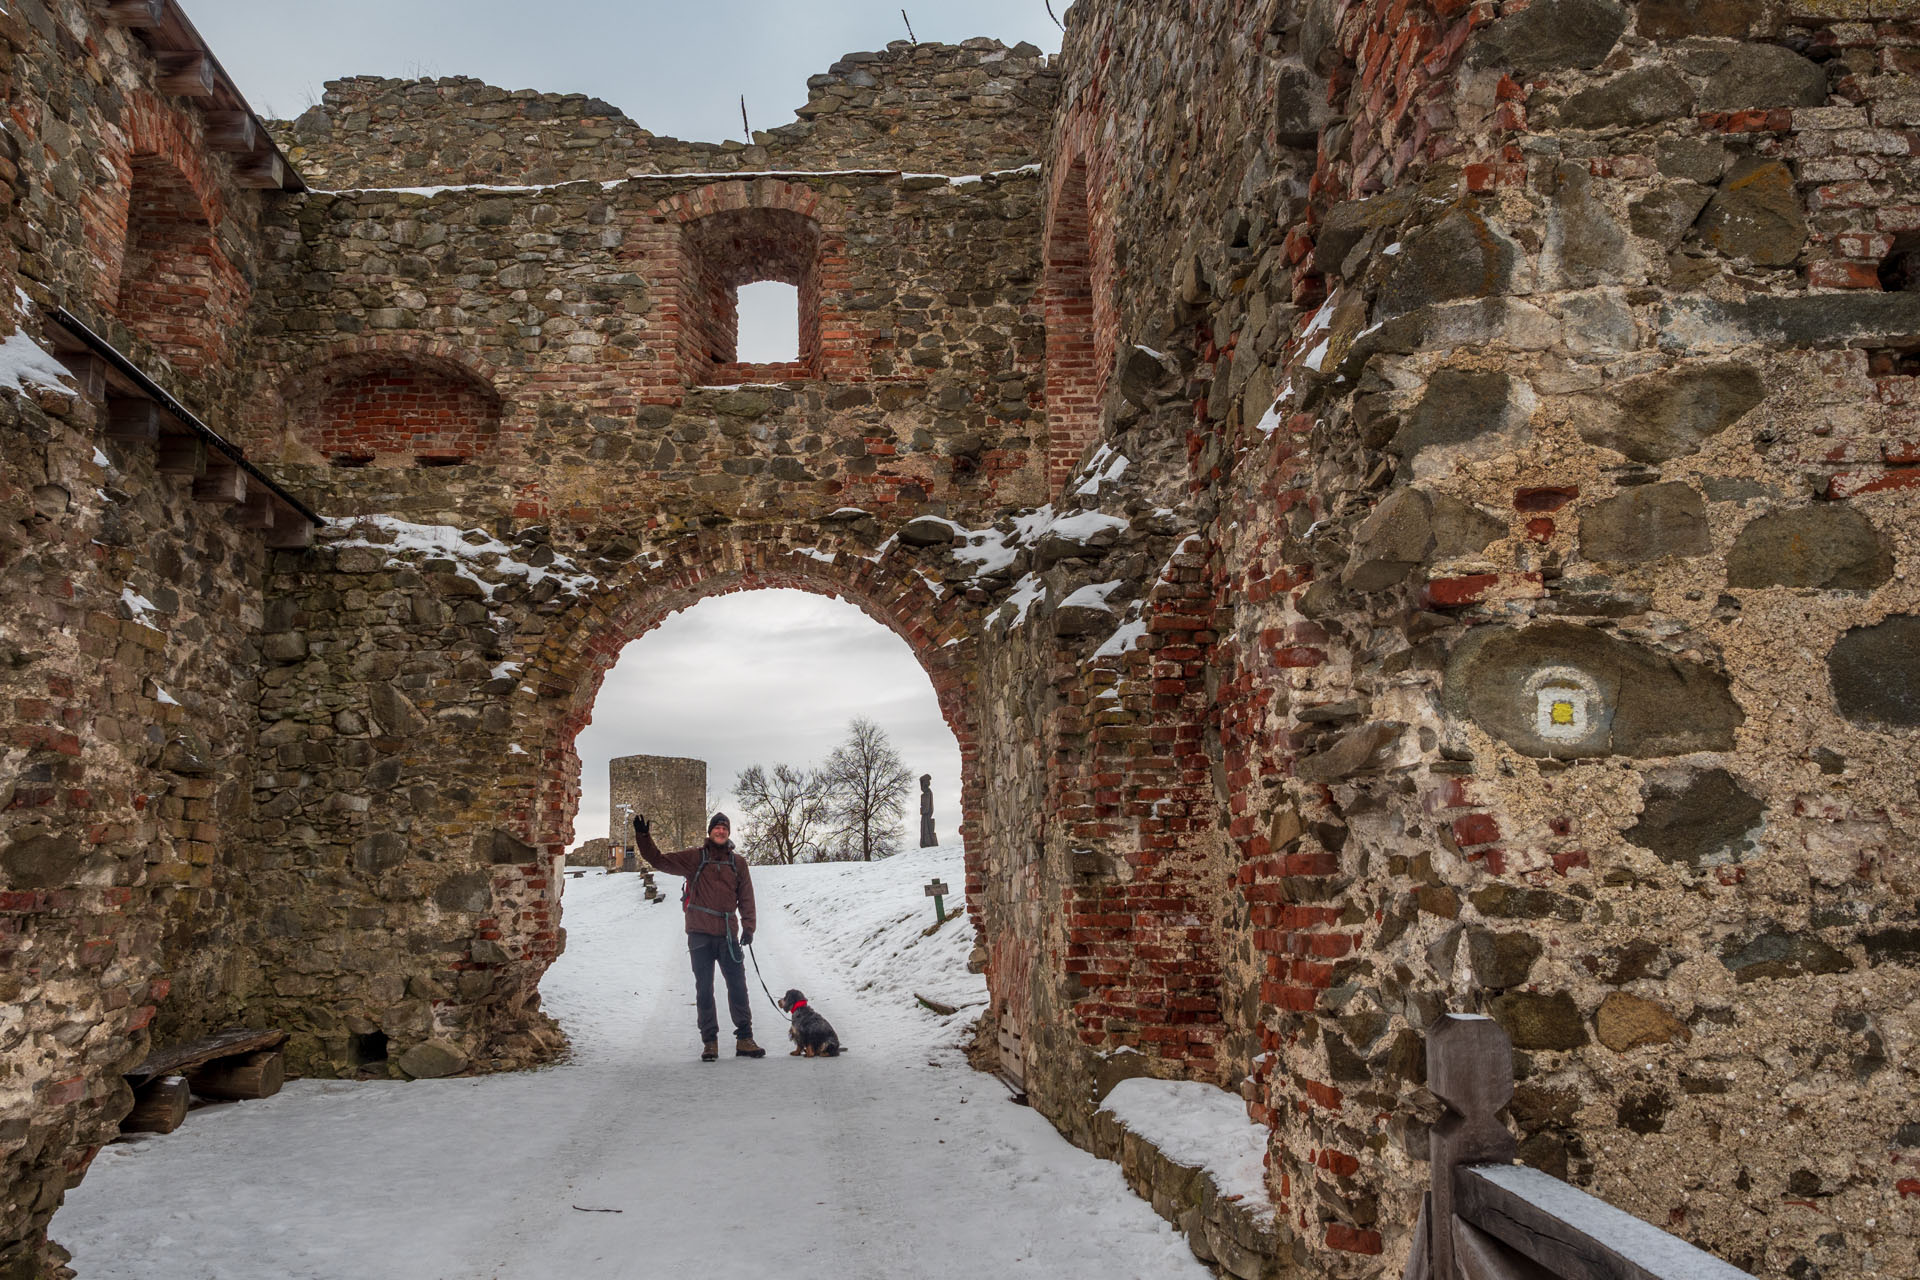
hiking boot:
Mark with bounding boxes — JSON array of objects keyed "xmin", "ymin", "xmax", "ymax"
[
  {"xmin": 700, "ymin": 1041, "xmax": 718, "ymax": 1062},
  {"xmin": 734, "ymin": 1036, "xmax": 766, "ymax": 1059}
]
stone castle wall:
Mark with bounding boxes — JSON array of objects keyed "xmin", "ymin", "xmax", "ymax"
[
  {"xmin": 608, "ymin": 754, "xmax": 706, "ymax": 854},
  {"xmin": 270, "ymin": 39, "xmax": 1056, "ymax": 190},
  {"xmin": 991, "ymin": 1, "xmax": 1920, "ymax": 1277},
  {"xmin": 3, "ymin": 2, "xmax": 1920, "ymax": 1279},
  {"xmin": 0, "ymin": 1, "xmax": 300, "ymax": 1273}
]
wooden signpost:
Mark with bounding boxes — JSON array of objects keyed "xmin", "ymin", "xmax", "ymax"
[{"xmin": 924, "ymin": 878, "xmax": 950, "ymax": 924}]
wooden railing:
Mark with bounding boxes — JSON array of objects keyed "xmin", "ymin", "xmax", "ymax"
[{"xmin": 1407, "ymin": 1014, "xmax": 1753, "ymax": 1280}]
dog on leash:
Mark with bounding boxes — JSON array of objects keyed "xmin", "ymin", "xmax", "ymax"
[{"xmin": 778, "ymin": 989, "xmax": 841, "ymax": 1057}]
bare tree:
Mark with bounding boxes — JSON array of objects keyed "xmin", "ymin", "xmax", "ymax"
[
  {"xmin": 821, "ymin": 717, "xmax": 915, "ymax": 861},
  {"xmin": 734, "ymin": 763, "xmax": 832, "ymax": 865}
]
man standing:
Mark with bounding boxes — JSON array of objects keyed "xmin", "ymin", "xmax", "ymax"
[{"xmin": 633, "ymin": 811, "xmax": 766, "ymax": 1061}]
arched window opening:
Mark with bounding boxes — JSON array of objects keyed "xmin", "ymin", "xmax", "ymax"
[
  {"xmin": 680, "ymin": 208, "xmax": 822, "ymax": 385},
  {"xmin": 1044, "ymin": 158, "xmax": 1104, "ymax": 498},
  {"xmin": 115, "ymin": 154, "xmax": 230, "ymax": 373},
  {"xmin": 304, "ymin": 355, "xmax": 503, "ymax": 466}
]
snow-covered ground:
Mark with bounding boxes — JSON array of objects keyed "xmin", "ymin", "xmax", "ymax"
[{"xmin": 55, "ymin": 844, "xmax": 1212, "ymax": 1279}]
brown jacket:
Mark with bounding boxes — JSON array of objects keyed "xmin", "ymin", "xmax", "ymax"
[{"xmin": 636, "ymin": 832, "xmax": 757, "ymax": 937}]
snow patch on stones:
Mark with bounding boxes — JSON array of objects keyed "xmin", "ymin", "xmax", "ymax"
[
  {"xmin": 324, "ymin": 516, "xmax": 599, "ymax": 600},
  {"xmin": 1098, "ymin": 1078, "xmax": 1277, "ymax": 1226}
]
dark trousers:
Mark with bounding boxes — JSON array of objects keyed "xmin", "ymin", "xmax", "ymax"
[{"xmin": 688, "ymin": 931, "xmax": 752, "ymax": 1042}]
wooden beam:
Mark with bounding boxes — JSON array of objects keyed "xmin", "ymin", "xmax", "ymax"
[
  {"xmin": 192, "ymin": 456, "xmax": 246, "ymax": 504},
  {"xmin": 106, "ymin": 396, "xmax": 161, "ymax": 444},
  {"xmin": 203, "ymin": 110, "xmax": 257, "ymax": 154},
  {"xmin": 155, "ymin": 435, "xmax": 205, "ymax": 477},
  {"xmin": 232, "ymin": 490, "xmax": 277, "ymax": 530},
  {"xmin": 120, "ymin": 1077, "xmax": 189, "ymax": 1135},
  {"xmin": 1456, "ymin": 1165, "xmax": 1754, "ymax": 1280},
  {"xmin": 156, "ymin": 52, "xmax": 215, "ymax": 99},
  {"xmin": 99, "ymin": 0, "xmax": 166, "ymax": 27},
  {"xmin": 186, "ymin": 1049, "xmax": 284, "ymax": 1101},
  {"xmin": 236, "ymin": 150, "xmax": 287, "ymax": 190},
  {"xmin": 53, "ymin": 352, "xmax": 106, "ymax": 403},
  {"xmin": 266, "ymin": 516, "xmax": 315, "ymax": 551}
]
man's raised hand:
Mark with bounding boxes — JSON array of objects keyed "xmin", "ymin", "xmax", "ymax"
[{"xmin": 631, "ymin": 812, "xmax": 650, "ymax": 838}]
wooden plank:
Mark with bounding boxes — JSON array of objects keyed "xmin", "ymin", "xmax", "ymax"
[
  {"xmin": 1453, "ymin": 1213, "xmax": 1557, "ymax": 1280},
  {"xmin": 191, "ymin": 456, "xmax": 246, "ymax": 504},
  {"xmin": 99, "ymin": 0, "xmax": 166, "ymax": 27},
  {"xmin": 1400, "ymin": 1192, "xmax": 1431, "ymax": 1280},
  {"xmin": 1456, "ymin": 1165, "xmax": 1756, "ymax": 1280},
  {"xmin": 265, "ymin": 515, "xmax": 314, "ymax": 551},
  {"xmin": 237, "ymin": 151, "xmax": 286, "ymax": 190},
  {"xmin": 120, "ymin": 1077, "xmax": 189, "ymax": 1134},
  {"xmin": 154, "ymin": 435, "xmax": 205, "ymax": 477},
  {"xmin": 105, "ymin": 396, "xmax": 160, "ymax": 444},
  {"xmin": 203, "ymin": 110, "xmax": 256, "ymax": 153},
  {"xmin": 126, "ymin": 1028, "xmax": 287, "ymax": 1086},
  {"xmin": 156, "ymin": 52, "xmax": 215, "ymax": 99},
  {"xmin": 187, "ymin": 1048, "xmax": 284, "ymax": 1101}
]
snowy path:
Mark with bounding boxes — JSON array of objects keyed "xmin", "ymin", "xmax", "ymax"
[{"xmin": 55, "ymin": 848, "xmax": 1210, "ymax": 1279}]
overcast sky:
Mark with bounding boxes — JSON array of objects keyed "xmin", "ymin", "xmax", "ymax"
[
  {"xmin": 171, "ymin": 1, "xmax": 1059, "ymax": 854},
  {"xmin": 183, "ymin": 0, "xmax": 1065, "ymax": 138}
]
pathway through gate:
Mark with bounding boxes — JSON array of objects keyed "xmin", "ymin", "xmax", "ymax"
[{"xmin": 53, "ymin": 858, "xmax": 1208, "ymax": 1279}]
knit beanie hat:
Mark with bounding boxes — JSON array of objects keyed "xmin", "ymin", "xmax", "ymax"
[{"xmin": 708, "ymin": 812, "xmax": 731, "ymax": 833}]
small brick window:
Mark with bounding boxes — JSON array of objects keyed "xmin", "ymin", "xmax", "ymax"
[
  {"xmin": 307, "ymin": 355, "xmax": 503, "ymax": 466},
  {"xmin": 680, "ymin": 208, "xmax": 822, "ymax": 385},
  {"xmin": 116, "ymin": 154, "xmax": 228, "ymax": 373}
]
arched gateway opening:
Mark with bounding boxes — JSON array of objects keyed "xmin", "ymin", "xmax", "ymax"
[
  {"xmin": 526, "ymin": 540, "xmax": 981, "ymax": 873},
  {"xmin": 455, "ymin": 535, "xmax": 992, "ymax": 1059}
]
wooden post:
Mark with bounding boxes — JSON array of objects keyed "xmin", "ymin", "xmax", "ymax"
[
  {"xmin": 52, "ymin": 352, "xmax": 105, "ymax": 403},
  {"xmin": 121, "ymin": 1077, "xmax": 189, "ymax": 1134},
  {"xmin": 1427, "ymin": 1014, "xmax": 1516, "ymax": 1280},
  {"xmin": 187, "ymin": 1049, "xmax": 284, "ymax": 1101},
  {"xmin": 265, "ymin": 513, "xmax": 314, "ymax": 550},
  {"xmin": 238, "ymin": 152, "xmax": 286, "ymax": 190},
  {"xmin": 155, "ymin": 53, "xmax": 215, "ymax": 99},
  {"xmin": 99, "ymin": 0, "xmax": 166, "ymax": 27},
  {"xmin": 106, "ymin": 396, "xmax": 161, "ymax": 444},
  {"xmin": 155, "ymin": 436, "xmax": 205, "ymax": 477},
  {"xmin": 203, "ymin": 111, "xmax": 257, "ymax": 154},
  {"xmin": 232, "ymin": 489, "xmax": 278, "ymax": 530},
  {"xmin": 924, "ymin": 878, "xmax": 950, "ymax": 924},
  {"xmin": 192, "ymin": 456, "xmax": 246, "ymax": 504}
]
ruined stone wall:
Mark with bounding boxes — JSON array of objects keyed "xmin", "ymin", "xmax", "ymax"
[
  {"xmin": 270, "ymin": 39, "xmax": 1056, "ymax": 190},
  {"xmin": 1027, "ymin": 1, "xmax": 1920, "ymax": 1277},
  {"xmin": 0, "ymin": 2, "xmax": 296, "ymax": 1272},
  {"xmin": 219, "ymin": 59, "xmax": 1059, "ymax": 1088},
  {"xmin": 565, "ymin": 837, "xmax": 610, "ymax": 869},
  {"xmin": 608, "ymin": 753, "xmax": 706, "ymax": 853}
]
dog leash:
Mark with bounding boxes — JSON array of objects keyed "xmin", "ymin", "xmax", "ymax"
[{"xmin": 741, "ymin": 940, "xmax": 791, "ymax": 1023}]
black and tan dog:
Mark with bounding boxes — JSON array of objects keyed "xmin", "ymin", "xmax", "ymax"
[{"xmin": 778, "ymin": 989, "xmax": 841, "ymax": 1057}]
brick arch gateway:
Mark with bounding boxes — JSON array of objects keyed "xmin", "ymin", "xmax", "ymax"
[{"xmin": 525, "ymin": 533, "xmax": 990, "ymax": 931}]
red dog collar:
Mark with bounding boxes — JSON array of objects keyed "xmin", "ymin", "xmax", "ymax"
[{"xmin": 789, "ymin": 999, "xmax": 808, "ymax": 1011}]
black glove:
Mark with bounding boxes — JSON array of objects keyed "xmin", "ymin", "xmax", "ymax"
[
  {"xmin": 631, "ymin": 812, "xmax": 650, "ymax": 838},
  {"xmin": 739, "ymin": 928, "xmax": 754, "ymax": 947}
]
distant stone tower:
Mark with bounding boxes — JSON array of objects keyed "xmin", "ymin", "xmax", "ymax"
[{"xmin": 609, "ymin": 754, "xmax": 708, "ymax": 852}]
